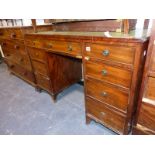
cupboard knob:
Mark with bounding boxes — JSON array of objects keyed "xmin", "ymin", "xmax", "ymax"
[
  {"xmin": 84, "ymin": 56, "xmax": 90, "ymax": 61},
  {"xmin": 101, "ymin": 92, "xmax": 107, "ymax": 97},
  {"xmin": 35, "ymin": 52, "xmax": 39, "ymax": 56},
  {"xmin": 102, "ymin": 50, "xmax": 109, "ymax": 56},
  {"xmin": 101, "ymin": 69, "xmax": 107, "ymax": 76}
]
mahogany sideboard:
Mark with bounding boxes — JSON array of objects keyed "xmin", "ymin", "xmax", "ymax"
[
  {"xmin": 23, "ymin": 30, "xmax": 149, "ymax": 134},
  {"xmin": 132, "ymin": 21, "xmax": 155, "ymax": 135},
  {"xmin": 0, "ymin": 25, "xmax": 52, "ymax": 86}
]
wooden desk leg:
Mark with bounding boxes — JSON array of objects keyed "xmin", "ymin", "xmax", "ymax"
[
  {"xmin": 51, "ymin": 94, "xmax": 57, "ymax": 103},
  {"xmin": 35, "ymin": 86, "xmax": 42, "ymax": 93},
  {"xmin": 86, "ymin": 115, "xmax": 91, "ymax": 124}
]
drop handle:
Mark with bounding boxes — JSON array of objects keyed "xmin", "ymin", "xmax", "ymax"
[
  {"xmin": 1, "ymin": 42, "xmax": 6, "ymax": 46},
  {"xmin": 101, "ymin": 69, "xmax": 107, "ymax": 76},
  {"xmin": 84, "ymin": 56, "xmax": 90, "ymax": 61},
  {"xmin": 100, "ymin": 112, "xmax": 106, "ymax": 116},
  {"xmin": 14, "ymin": 45, "xmax": 20, "ymax": 49},
  {"xmin": 102, "ymin": 50, "xmax": 109, "ymax": 56},
  {"xmin": 68, "ymin": 45, "xmax": 72, "ymax": 51},
  {"xmin": 47, "ymin": 43, "xmax": 53, "ymax": 48},
  {"xmin": 11, "ymin": 33, "xmax": 16, "ymax": 38},
  {"xmin": 101, "ymin": 92, "xmax": 107, "ymax": 97}
]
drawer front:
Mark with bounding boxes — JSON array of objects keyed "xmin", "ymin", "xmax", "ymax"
[
  {"xmin": 17, "ymin": 55, "xmax": 32, "ymax": 71},
  {"xmin": 85, "ymin": 60, "xmax": 132, "ymax": 88},
  {"xmin": 27, "ymin": 47, "xmax": 46, "ymax": 62},
  {"xmin": 7, "ymin": 61, "xmax": 34, "ymax": 83},
  {"xmin": 0, "ymin": 28, "xmax": 23, "ymax": 40},
  {"xmin": 86, "ymin": 78, "xmax": 129, "ymax": 112},
  {"xmin": 2, "ymin": 48, "xmax": 32, "ymax": 71},
  {"xmin": 35, "ymin": 73, "xmax": 51, "ymax": 91},
  {"xmin": 84, "ymin": 43, "xmax": 135, "ymax": 65},
  {"xmin": 26, "ymin": 39, "xmax": 82, "ymax": 57},
  {"xmin": 138, "ymin": 103, "xmax": 155, "ymax": 132},
  {"xmin": 32, "ymin": 60, "xmax": 48, "ymax": 76},
  {"xmin": 1, "ymin": 39, "xmax": 26, "ymax": 55},
  {"xmin": 86, "ymin": 97, "xmax": 126, "ymax": 134},
  {"xmin": 144, "ymin": 77, "xmax": 155, "ymax": 101}
]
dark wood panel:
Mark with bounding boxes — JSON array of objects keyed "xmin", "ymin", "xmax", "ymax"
[{"xmin": 47, "ymin": 53, "xmax": 82, "ymax": 94}]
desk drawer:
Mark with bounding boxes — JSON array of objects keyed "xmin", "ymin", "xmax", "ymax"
[
  {"xmin": 86, "ymin": 78, "xmax": 129, "ymax": 112},
  {"xmin": 85, "ymin": 60, "xmax": 132, "ymax": 88},
  {"xmin": 84, "ymin": 43, "xmax": 135, "ymax": 65},
  {"xmin": 7, "ymin": 61, "xmax": 34, "ymax": 83},
  {"xmin": 86, "ymin": 97, "xmax": 126, "ymax": 134},
  {"xmin": 26, "ymin": 39, "xmax": 82, "ymax": 57},
  {"xmin": 35, "ymin": 73, "xmax": 51, "ymax": 91},
  {"xmin": 32, "ymin": 60, "xmax": 48, "ymax": 76},
  {"xmin": 27, "ymin": 47, "xmax": 47, "ymax": 63}
]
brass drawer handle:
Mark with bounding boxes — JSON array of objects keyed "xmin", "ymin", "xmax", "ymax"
[
  {"xmin": 68, "ymin": 45, "xmax": 72, "ymax": 51},
  {"xmin": 101, "ymin": 112, "xmax": 106, "ymax": 116},
  {"xmin": 101, "ymin": 91, "xmax": 107, "ymax": 97},
  {"xmin": 84, "ymin": 56, "xmax": 90, "ymax": 61},
  {"xmin": 101, "ymin": 69, "xmax": 107, "ymax": 76},
  {"xmin": 11, "ymin": 33, "xmax": 16, "ymax": 38},
  {"xmin": 2, "ymin": 42, "xmax": 6, "ymax": 46},
  {"xmin": 14, "ymin": 45, "xmax": 20, "ymax": 49},
  {"xmin": 47, "ymin": 43, "xmax": 53, "ymax": 48},
  {"xmin": 102, "ymin": 50, "xmax": 109, "ymax": 56}
]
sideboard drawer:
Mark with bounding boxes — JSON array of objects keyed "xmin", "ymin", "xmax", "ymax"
[
  {"xmin": 35, "ymin": 73, "xmax": 51, "ymax": 91},
  {"xmin": 85, "ymin": 60, "xmax": 132, "ymax": 88},
  {"xmin": 86, "ymin": 97, "xmax": 126, "ymax": 134},
  {"xmin": 0, "ymin": 28, "xmax": 23, "ymax": 40},
  {"xmin": 27, "ymin": 47, "xmax": 47, "ymax": 63},
  {"xmin": 86, "ymin": 78, "xmax": 129, "ymax": 112},
  {"xmin": 32, "ymin": 60, "xmax": 48, "ymax": 76},
  {"xmin": 1, "ymin": 39, "xmax": 25, "ymax": 54},
  {"xmin": 84, "ymin": 43, "xmax": 135, "ymax": 65}
]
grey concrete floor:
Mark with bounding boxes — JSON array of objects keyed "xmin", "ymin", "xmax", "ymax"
[{"xmin": 0, "ymin": 62, "xmax": 116, "ymax": 135}]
